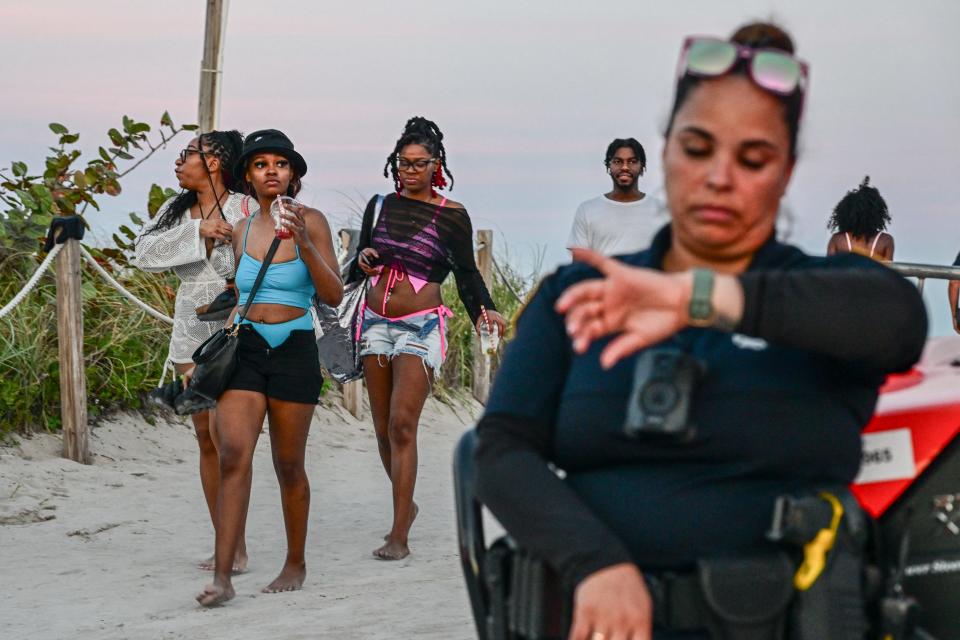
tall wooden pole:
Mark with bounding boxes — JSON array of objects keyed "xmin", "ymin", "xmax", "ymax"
[
  {"xmin": 471, "ymin": 230, "xmax": 494, "ymax": 404},
  {"xmin": 56, "ymin": 238, "xmax": 89, "ymax": 464},
  {"xmin": 198, "ymin": 0, "xmax": 229, "ymax": 133}
]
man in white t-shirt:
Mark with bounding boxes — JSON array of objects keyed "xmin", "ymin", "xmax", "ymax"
[{"xmin": 567, "ymin": 138, "xmax": 666, "ymax": 256}]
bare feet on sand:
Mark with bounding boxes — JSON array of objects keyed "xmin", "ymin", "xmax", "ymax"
[
  {"xmin": 383, "ymin": 502, "xmax": 419, "ymax": 541},
  {"xmin": 198, "ymin": 551, "xmax": 248, "ymax": 574},
  {"xmin": 373, "ymin": 537, "xmax": 410, "ymax": 561},
  {"xmin": 196, "ymin": 581, "xmax": 235, "ymax": 607},
  {"xmin": 262, "ymin": 562, "xmax": 306, "ymax": 594}
]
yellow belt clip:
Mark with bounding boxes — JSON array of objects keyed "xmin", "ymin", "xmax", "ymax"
[{"xmin": 793, "ymin": 491, "xmax": 844, "ymax": 591}]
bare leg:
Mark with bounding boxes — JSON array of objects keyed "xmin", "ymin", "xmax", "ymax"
[
  {"xmin": 262, "ymin": 399, "xmax": 314, "ymax": 594},
  {"xmin": 176, "ymin": 361, "xmax": 249, "ymax": 574},
  {"xmin": 363, "ymin": 354, "xmax": 393, "ymax": 478},
  {"xmin": 374, "ymin": 354, "xmax": 431, "ymax": 561},
  {"xmin": 191, "ymin": 408, "xmax": 220, "ymax": 571},
  {"xmin": 193, "ymin": 408, "xmax": 249, "ymax": 573},
  {"xmin": 191, "ymin": 412, "xmax": 219, "ymax": 524},
  {"xmin": 196, "ymin": 389, "xmax": 265, "ymax": 607},
  {"xmin": 363, "ymin": 355, "xmax": 419, "ymax": 537}
]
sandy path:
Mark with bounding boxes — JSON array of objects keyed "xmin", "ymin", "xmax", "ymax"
[{"xmin": 0, "ymin": 394, "xmax": 485, "ymax": 639}]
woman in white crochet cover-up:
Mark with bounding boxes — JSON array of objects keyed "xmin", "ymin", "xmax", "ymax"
[{"xmin": 135, "ymin": 130, "xmax": 258, "ymax": 573}]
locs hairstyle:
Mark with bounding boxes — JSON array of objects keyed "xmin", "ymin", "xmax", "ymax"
[
  {"xmin": 827, "ymin": 176, "xmax": 892, "ymax": 237},
  {"xmin": 146, "ymin": 130, "xmax": 245, "ymax": 235},
  {"xmin": 383, "ymin": 116, "xmax": 454, "ymax": 194},
  {"xmin": 665, "ymin": 22, "xmax": 804, "ymax": 159},
  {"xmin": 604, "ymin": 138, "xmax": 647, "ymax": 172}
]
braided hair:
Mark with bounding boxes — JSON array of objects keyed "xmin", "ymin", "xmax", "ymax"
[
  {"xmin": 827, "ymin": 176, "xmax": 891, "ymax": 237},
  {"xmin": 383, "ymin": 116, "xmax": 454, "ymax": 195},
  {"xmin": 147, "ymin": 129, "xmax": 245, "ymax": 234}
]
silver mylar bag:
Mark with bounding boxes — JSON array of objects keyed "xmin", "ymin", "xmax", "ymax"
[
  {"xmin": 314, "ymin": 194, "xmax": 383, "ymax": 384},
  {"xmin": 313, "ymin": 279, "xmax": 366, "ymax": 384}
]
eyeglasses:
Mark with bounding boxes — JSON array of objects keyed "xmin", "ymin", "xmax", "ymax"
[
  {"xmin": 678, "ymin": 37, "xmax": 809, "ymax": 97},
  {"xmin": 178, "ymin": 147, "xmax": 206, "ymax": 163},
  {"xmin": 608, "ymin": 158, "xmax": 642, "ymax": 168},
  {"xmin": 397, "ymin": 158, "xmax": 435, "ymax": 172}
]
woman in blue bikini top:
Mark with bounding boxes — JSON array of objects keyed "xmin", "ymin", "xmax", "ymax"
[
  {"xmin": 196, "ymin": 129, "xmax": 342, "ymax": 608},
  {"xmin": 228, "ymin": 153, "xmax": 341, "ymax": 337},
  {"xmin": 233, "ymin": 214, "xmax": 318, "ymax": 347}
]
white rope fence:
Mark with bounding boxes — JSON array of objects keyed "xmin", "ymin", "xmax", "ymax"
[
  {"xmin": 2, "ymin": 230, "xmax": 181, "ymax": 463},
  {"xmin": 0, "ymin": 242, "xmax": 175, "ymax": 326},
  {"xmin": 0, "ymin": 244, "xmax": 64, "ymax": 320},
  {"xmin": 79, "ymin": 246, "xmax": 173, "ymax": 325}
]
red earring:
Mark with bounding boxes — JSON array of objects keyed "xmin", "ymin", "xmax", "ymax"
[{"xmin": 432, "ymin": 163, "xmax": 447, "ymax": 190}]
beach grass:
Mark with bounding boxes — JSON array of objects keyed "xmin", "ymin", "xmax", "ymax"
[
  {"xmin": 0, "ymin": 250, "xmax": 174, "ymax": 437},
  {"xmin": 0, "ymin": 238, "xmax": 538, "ymax": 438}
]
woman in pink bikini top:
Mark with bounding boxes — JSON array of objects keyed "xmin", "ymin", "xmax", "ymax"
[
  {"xmin": 827, "ymin": 175, "xmax": 894, "ymax": 260},
  {"xmin": 348, "ymin": 116, "xmax": 506, "ymax": 562}
]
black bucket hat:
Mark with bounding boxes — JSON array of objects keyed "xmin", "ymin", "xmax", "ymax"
[{"xmin": 235, "ymin": 129, "xmax": 308, "ymax": 178}]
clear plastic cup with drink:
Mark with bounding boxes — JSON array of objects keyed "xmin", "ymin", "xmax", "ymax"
[
  {"xmin": 270, "ymin": 195, "xmax": 301, "ymax": 240},
  {"xmin": 479, "ymin": 321, "xmax": 499, "ymax": 356}
]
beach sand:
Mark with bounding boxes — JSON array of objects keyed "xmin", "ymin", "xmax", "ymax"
[{"xmin": 0, "ymin": 392, "xmax": 488, "ymax": 639}]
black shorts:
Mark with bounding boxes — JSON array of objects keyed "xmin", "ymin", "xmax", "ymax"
[{"xmin": 224, "ymin": 325, "xmax": 323, "ymax": 404}]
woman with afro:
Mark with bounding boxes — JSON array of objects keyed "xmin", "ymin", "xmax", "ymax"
[{"xmin": 827, "ymin": 176, "xmax": 894, "ymax": 260}]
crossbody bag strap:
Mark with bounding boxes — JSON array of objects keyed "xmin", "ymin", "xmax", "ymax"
[
  {"xmin": 373, "ymin": 194, "xmax": 385, "ymax": 226},
  {"xmin": 341, "ymin": 194, "xmax": 386, "ymax": 272},
  {"xmin": 237, "ymin": 236, "xmax": 281, "ymax": 323},
  {"xmin": 366, "ymin": 194, "xmax": 385, "ymax": 281}
]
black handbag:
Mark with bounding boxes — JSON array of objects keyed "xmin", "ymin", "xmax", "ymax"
[
  {"xmin": 195, "ymin": 283, "xmax": 239, "ymax": 322},
  {"xmin": 189, "ymin": 235, "xmax": 281, "ymax": 403},
  {"xmin": 195, "ymin": 196, "xmax": 255, "ymax": 322}
]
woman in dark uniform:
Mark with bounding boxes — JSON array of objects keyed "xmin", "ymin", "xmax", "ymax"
[{"xmin": 474, "ymin": 23, "xmax": 926, "ymax": 640}]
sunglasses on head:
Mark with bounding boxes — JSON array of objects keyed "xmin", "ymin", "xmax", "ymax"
[{"xmin": 678, "ymin": 36, "xmax": 809, "ymax": 98}]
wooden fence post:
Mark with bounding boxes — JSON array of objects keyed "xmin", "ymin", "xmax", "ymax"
[
  {"xmin": 472, "ymin": 230, "xmax": 493, "ymax": 403},
  {"xmin": 56, "ymin": 238, "xmax": 89, "ymax": 464},
  {"xmin": 342, "ymin": 380, "xmax": 363, "ymax": 419}
]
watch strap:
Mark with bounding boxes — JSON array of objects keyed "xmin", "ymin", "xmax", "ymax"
[{"xmin": 688, "ymin": 268, "xmax": 716, "ymax": 327}]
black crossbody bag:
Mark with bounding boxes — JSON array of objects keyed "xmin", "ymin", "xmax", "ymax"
[{"xmin": 189, "ymin": 236, "xmax": 281, "ymax": 402}]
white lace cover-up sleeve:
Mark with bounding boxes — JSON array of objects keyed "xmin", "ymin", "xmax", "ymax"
[
  {"xmin": 207, "ymin": 194, "xmax": 257, "ymax": 279},
  {"xmin": 134, "ymin": 198, "xmax": 205, "ymax": 272}
]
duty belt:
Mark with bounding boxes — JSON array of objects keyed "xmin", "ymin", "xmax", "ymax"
[{"xmin": 645, "ymin": 552, "xmax": 795, "ymax": 640}]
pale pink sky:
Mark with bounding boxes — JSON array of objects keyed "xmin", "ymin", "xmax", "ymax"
[{"xmin": 2, "ymin": 0, "xmax": 959, "ymax": 332}]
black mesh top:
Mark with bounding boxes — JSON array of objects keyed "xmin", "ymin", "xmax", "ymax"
[{"xmin": 347, "ymin": 193, "xmax": 496, "ymax": 324}]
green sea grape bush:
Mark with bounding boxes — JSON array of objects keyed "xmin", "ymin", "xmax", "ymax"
[{"xmin": 0, "ymin": 113, "xmax": 194, "ymax": 436}]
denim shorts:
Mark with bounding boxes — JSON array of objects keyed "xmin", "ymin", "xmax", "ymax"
[{"xmin": 358, "ymin": 307, "xmax": 447, "ymax": 374}]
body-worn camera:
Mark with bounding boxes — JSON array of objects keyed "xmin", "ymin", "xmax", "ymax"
[{"xmin": 623, "ymin": 348, "xmax": 704, "ymax": 441}]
